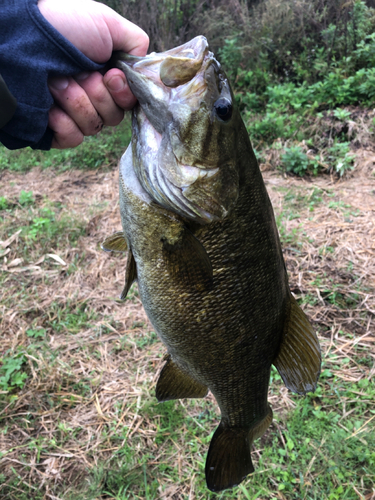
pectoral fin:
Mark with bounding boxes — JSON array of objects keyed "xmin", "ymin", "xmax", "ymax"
[
  {"xmin": 120, "ymin": 250, "xmax": 137, "ymax": 300},
  {"xmin": 162, "ymin": 228, "xmax": 213, "ymax": 292},
  {"xmin": 274, "ymin": 294, "xmax": 321, "ymax": 395},
  {"xmin": 156, "ymin": 355, "xmax": 208, "ymax": 402},
  {"xmin": 101, "ymin": 231, "xmax": 128, "ymax": 252}
]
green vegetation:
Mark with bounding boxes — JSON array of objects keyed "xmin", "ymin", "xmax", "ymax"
[
  {"xmin": 217, "ymin": 0, "xmax": 375, "ymax": 176},
  {"xmin": 0, "ymin": 118, "xmax": 131, "ymax": 173},
  {"xmin": 0, "ymin": 350, "xmax": 28, "ymax": 392}
]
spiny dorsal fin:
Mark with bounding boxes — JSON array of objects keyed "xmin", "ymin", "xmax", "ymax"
[
  {"xmin": 162, "ymin": 228, "xmax": 213, "ymax": 292},
  {"xmin": 120, "ymin": 250, "xmax": 137, "ymax": 300},
  {"xmin": 156, "ymin": 355, "xmax": 208, "ymax": 402},
  {"xmin": 274, "ymin": 294, "xmax": 321, "ymax": 395},
  {"xmin": 101, "ymin": 231, "xmax": 128, "ymax": 252}
]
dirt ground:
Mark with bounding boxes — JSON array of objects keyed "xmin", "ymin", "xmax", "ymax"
[{"xmin": 0, "ymin": 153, "xmax": 374, "ymax": 499}]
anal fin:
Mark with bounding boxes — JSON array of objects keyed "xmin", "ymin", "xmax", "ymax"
[
  {"xmin": 274, "ymin": 294, "xmax": 321, "ymax": 395},
  {"xmin": 156, "ymin": 355, "xmax": 208, "ymax": 402},
  {"xmin": 120, "ymin": 250, "xmax": 137, "ymax": 300}
]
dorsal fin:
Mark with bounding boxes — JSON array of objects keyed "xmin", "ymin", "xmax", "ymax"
[
  {"xmin": 120, "ymin": 250, "xmax": 137, "ymax": 300},
  {"xmin": 101, "ymin": 231, "xmax": 128, "ymax": 252},
  {"xmin": 273, "ymin": 294, "xmax": 321, "ymax": 395}
]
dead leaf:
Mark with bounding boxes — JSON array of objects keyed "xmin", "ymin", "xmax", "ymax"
[
  {"xmin": 7, "ymin": 258, "xmax": 24, "ymax": 268},
  {"xmin": 46, "ymin": 253, "xmax": 67, "ymax": 266},
  {"xmin": 0, "ymin": 229, "xmax": 22, "ymax": 249}
]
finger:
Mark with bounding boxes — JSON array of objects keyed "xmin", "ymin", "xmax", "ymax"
[
  {"xmin": 102, "ymin": 9, "xmax": 149, "ymax": 57},
  {"xmin": 103, "ymin": 68, "xmax": 137, "ymax": 111},
  {"xmin": 75, "ymin": 71, "xmax": 124, "ymax": 125},
  {"xmin": 49, "ymin": 76, "xmax": 103, "ymax": 136},
  {"xmin": 48, "ymin": 105, "xmax": 84, "ymax": 149}
]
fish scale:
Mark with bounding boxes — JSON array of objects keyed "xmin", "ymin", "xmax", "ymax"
[{"xmin": 104, "ymin": 35, "xmax": 321, "ymax": 492}]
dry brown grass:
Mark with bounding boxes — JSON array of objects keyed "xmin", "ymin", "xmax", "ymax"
[{"xmin": 0, "ymin": 161, "xmax": 374, "ymax": 499}]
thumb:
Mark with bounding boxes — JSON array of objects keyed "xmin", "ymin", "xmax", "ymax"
[
  {"xmin": 103, "ymin": 68, "xmax": 138, "ymax": 110},
  {"xmin": 103, "ymin": 9, "xmax": 149, "ymax": 56}
]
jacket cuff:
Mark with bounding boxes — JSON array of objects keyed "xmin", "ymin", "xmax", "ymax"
[{"xmin": 0, "ymin": 0, "xmax": 104, "ymax": 150}]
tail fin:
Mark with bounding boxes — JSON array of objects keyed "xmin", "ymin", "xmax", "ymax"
[
  {"xmin": 205, "ymin": 407, "xmax": 272, "ymax": 492},
  {"xmin": 205, "ymin": 423, "xmax": 253, "ymax": 492}
]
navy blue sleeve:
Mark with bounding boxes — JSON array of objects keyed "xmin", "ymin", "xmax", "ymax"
[{"xmin": 0, "ymin": 0, "xmax": 104, "ymax": 150}]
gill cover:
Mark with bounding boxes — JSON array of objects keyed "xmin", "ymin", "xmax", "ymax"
[{"xmin": 112, "ymin": 36, "xmax": 241, "ymax": 224}]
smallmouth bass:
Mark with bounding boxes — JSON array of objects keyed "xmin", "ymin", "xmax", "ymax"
[{"xmin": 104, "ymin": 36, "xmax": 321, "ymax": 492}]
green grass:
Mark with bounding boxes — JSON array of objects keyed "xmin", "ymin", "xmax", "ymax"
[
  {"xmin": 0, "ymin": 118, "xmax": 131, "ymax": 173},
  {"xmin": 43, "ymin": 300, "xmax": 97, "ymax": 334},
  {"xmin": 57, "ymin": 361, "xmax": 374, "ymax": 500}
]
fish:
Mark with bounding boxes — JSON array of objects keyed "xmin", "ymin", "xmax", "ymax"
[{"xmin": 103, "ymin": 36, "xmax": 321, "ymax": 492}]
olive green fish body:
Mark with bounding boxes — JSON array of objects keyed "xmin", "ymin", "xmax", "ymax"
[
  {"xmin": 106, "ymin": 36, "xmax": 321, "ymax": 492},
  {"xmin": 119, "ymin": 128, "xmax": 283, "ymax": 486}
]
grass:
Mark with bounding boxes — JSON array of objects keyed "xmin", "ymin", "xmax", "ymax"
[
  {"xmin": 0, "ymin": 118, "xmax": 132, "ymax": 174},
  {"xmin": 1, "ymin": 124, "xmax": 375, "ymax": 499}
]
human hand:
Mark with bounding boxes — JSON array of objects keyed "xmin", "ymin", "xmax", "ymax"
[{"xmin": 38, "ymin": 0, "xmax": 149, "ymax": 148}]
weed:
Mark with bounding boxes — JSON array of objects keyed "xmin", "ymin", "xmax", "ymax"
[
  {"xmin": 0, "ymin": 196, "xmax": 8, "ymax": 210},
  {"xmin": 18, "ymin": 190, "xmax": 34, "ymax": 207},
  {"xmin": 25, "ymin": 214, "xmax": 53, "ymax": 241},
  {"xmin": 333, "ymin": 108, "xmax": 352, "ymax": 121},
  {"xmin": 327, "ymin": 142, "xmax": 355, "ymax": 177},
  {"xmin": 26, "ymin": 328, "xmax": 46, "ymax": 339},
  {"xmin": 276, "ymin": 214, "xmax": 303, "ymax": 248},
  {"xmin": 0, "ymin": 350, "xmax": 28, "ymax": 392},
  {"xmin": 0, "ymin": 118, "xmax": 131, "ymax": 173},
  {"xmin": 281, "ymin": 145, "xmax": 319, "ymax": 176},
  {"xmin": 6, "ymin": 204, "xmax": 87, "ymax": 259},
  {"xmin": 45, "ymin": 300, "xmax": 97, "ymax": 335}
]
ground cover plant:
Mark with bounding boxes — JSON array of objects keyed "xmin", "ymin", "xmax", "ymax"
[{"xmin": 0, "ymin": 119, "xmax": 131, "ymax": 174}]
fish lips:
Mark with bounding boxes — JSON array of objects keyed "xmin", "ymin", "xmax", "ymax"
[{"xmin": 112, "ymin": 36, "xmax": 210, "ymax": 135}]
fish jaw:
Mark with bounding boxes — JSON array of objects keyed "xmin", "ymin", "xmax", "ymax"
[
  {"xmin": 132, "ymin": 108, "xmax": 239, "ymax": 223},
  {"xmin": 113, "ymin": 36, "xmax": 241, "ymax": 224},
  {"xmin": 113, "ymin": 36, "xmax": 209, "ymax": 134}
]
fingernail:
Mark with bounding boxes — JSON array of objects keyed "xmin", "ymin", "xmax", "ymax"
[
  {"xmin": 107, "ymin": 75, "xmax": 125, "ymax": 92},
  {"xmin": 75, "ymin": 72, "xmax": 90, "ymax": 81},
  {"xmin": 49, "ymin": 76, "xmax": 69, "ymax": 90}
]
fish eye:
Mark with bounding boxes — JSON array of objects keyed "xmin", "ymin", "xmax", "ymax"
[{"xmin": 214, "ymin": 97, "xmax": 232, "ymax": 121}]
